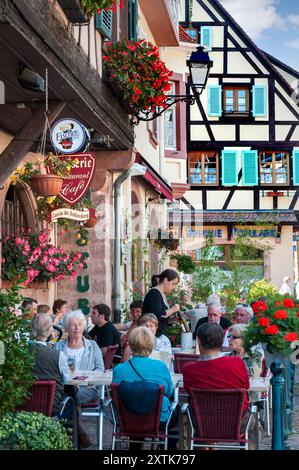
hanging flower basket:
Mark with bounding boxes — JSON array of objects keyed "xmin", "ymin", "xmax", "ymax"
[{"xmin": 30, "ymin": 175, "xmax": 64, "ymax": 197}]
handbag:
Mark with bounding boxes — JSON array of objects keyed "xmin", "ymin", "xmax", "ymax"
[{"xmin": 118, "ymin": 360, "xmax": 161, "ymax": 415}]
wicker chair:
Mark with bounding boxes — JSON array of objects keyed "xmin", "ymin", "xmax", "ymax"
[
  {"xmin": 110, "ymin": 383, "xmax": 178, "ymax": 450},
  {"xmin": 184, "ymin": 388, "xmax": 255, "ymax": 450},
  {"xmin": 173, "ymin": 353, "xmax": 199, "ymax": 374},
  {"xmin": 16, "ymin": 380, "xmax": 56, "ymax": 416},
  {"xmin": 104, "ymin": 344, "xmax": 119, "ymax": 370}
]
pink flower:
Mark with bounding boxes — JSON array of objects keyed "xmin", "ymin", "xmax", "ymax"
[
  {"xmin": 15, "ymin": 238, "xmax": 24, "ymax": 246},
  {"xmin": 46, "ymin": 264, "xmax": 56, "ymax": 273},
  {"xmin": 38, "ymin": 232, "xmax": 48, "ymax": 244}
]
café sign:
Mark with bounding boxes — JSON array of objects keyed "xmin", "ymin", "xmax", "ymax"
[
  {"xmin": 50, "ymin": 118, "xmax": 90, "ymax": 155},
  {"xmin": 58, "ymin": 153, "xmax": 96, "ymax": 205}
]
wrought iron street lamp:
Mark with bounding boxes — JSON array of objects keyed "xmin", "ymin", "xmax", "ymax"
[{"xmin": 137, "ymin": 45, "xmax": 213, "ymax": 122}]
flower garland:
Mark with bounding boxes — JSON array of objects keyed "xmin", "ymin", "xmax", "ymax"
[
  {"xmin": 103, "ymin": 39, "xmax": 173, "ymax": 114},
  {"xmin": 81, "ymin": 0, "xmax": 124, "ymax": 16}
]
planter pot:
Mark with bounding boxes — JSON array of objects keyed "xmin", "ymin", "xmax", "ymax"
[
  {"xmin": 105, "ymin": 76, "xmax": 138, "ymax": 115},
  {"xmin": 84, "ymin": 208, "xmax": 99, "ymax": 228},
  {"xmin": 30, "ymin": 175, "xmax": 64, "ymax": 197},
  {"xmin": 261, "ymin": 343, "xmax": 289, "ymax": 368},
  {"xmin": 1, "ymin": 279, "xmax": 48, "ymax": 289}
]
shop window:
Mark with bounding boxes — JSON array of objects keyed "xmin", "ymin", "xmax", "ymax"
[
  {"xmin": 189, "ymin": 151, "xmax": 219, "ymax": 185},
  {"xmin": 223, "ymin": 86, "xmax": 250, "ymax": 116},
  {"xmin": 260, "ymin": 151, "xmax": 289, "ymax": 185},
  {"xmin": 164, "ymin": 82, "xmax": 177, "ymax": 149},
  {"xmin": 1, "ymin": 185, "xmax": 28, "ymax": 237}
]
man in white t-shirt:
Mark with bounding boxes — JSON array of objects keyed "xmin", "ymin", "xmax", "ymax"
[{"xmin": 279, "ymin": 276, "xmax": 291, "ymax": 295}]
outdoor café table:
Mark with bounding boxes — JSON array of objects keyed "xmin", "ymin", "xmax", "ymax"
[{"xmin": 66, "ymin": 371, "xmax": 182, "ymax": 450}]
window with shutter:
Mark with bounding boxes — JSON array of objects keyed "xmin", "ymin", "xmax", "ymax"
[
  {"xmin": 201, "ymin": 27, "xmax": 212, "ymax": 51},
  {"xmin": 222, "ymin": 150, "xmax": 238, "ymax": 186},
  {"xmin": 242, "ymin": 150, "xmax": 258, "ymax": 186},
  {"xmin": 208, "ymin": 85, "xmax": 222, "ymax": 117},
  {"xmin": 129, "ymin": 0, "xmax": 138, "ymax": 41},
  {"xmin": 292, "ymin": 150, "xmax": 299, "ymax": 186},
  {"xmin": 252, "ymin": 86, "xmax": 267, "ymax": 117},
  {"xmin": 95, "ymin": 11, "xmax": 113, "ymax": 39}
]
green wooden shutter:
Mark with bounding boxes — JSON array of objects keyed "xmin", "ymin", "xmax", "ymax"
[
  {"xmin": 222, "ymin": 150, "xmax": 238, "ymax": 186},
  {"xmin": 242, "ymin": 150, "xmax": 258, "ymax": 186},
  {"xmin": 129, "ymin": 0, "xmax": 138, "ymax": 41},
  {"xmin": 95, "ymin": 10, "xmax": 112, "ymax": 39},
  {"xmin": 208, "ymin": 85, "xmax": 222, "ymax": 117},
  {"xmin": 292, "ymin": 150, "xmax": 299, "ymax": 186},
  {"xmin": 201, "ymin": 26, "xmax": 212, "ymax": 51},
  {"xmin": 252, "ymin": 85, "xmax": 267, "ymax": 117}
]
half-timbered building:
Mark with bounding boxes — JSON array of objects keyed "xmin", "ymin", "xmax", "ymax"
[{"xmin": 165, "ymin": 0, "xmax": 299, "ymax": 289}]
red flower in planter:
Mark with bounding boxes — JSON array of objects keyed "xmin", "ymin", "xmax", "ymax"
[
  {"xmin": 283, "ymin": 298, "xmax": 294, "ymax": 309},
  {"xmin": 258, "ymin": 317, "xmax": 270, "ymax": 327},
  {"xmin": 284, "ymin": 332, "xmax": 298, "ymax": 342},
  {"xmin": 273, "ymin": 310, "xmax": 288, "ymax": 320},
  {"xmin": 252, "ymin": 301, "xmax": 268, "ymax": 313},
  {"xmin": 265, "ymin": 325, "xmax": 279, "ymax": 335}
]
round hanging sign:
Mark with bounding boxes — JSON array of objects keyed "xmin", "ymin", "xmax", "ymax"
[{"xmin": 50, "ymin": 118, "xmax": 90, "ymax": 154}]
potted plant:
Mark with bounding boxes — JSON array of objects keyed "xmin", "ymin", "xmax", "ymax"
[
  {"xmin": 149, "ymin": 228, "xmax": 180, "ymax": 253},
  {"xmin": 11, "ymin": 153, "xmax": 78, "ymax": 197},
  {"xmin": 103, "ymin": 39, "xmax": 173, "ymax": 118},
  {"xmin": 1, "ymin": 230, "xmax": 86, "ymax": 285},
  {"xmin": 82, "ymin": 0, "xmax": 124, "ymax": 16},
  {"xmin": 243, "ymin": 296, "xmax": 299, "ymax": 366},
  {"xmin": 84, "ymin": 207, "xmax": 99, "ymax": 228},
  {"xmin": 0, "ymin": 412, "xmax": 72, "ymax": 449}
]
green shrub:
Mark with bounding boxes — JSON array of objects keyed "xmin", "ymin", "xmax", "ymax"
[
  {"xmin": 0, "ymin": 412, "xmax": 73, "ymax": 450},
  {"xmin": 247, "ymin": 279, "xmax": 278, "ymax": 304},
  {"xmin": 0, "ymin": 285, "xmax": 34, "ymax": 414},
  {"xmin": 171, "ymin": 254, "xmax": 196, "ymax": 274}
]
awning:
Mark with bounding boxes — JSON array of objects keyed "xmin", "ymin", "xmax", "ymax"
[{"xmin": 135, "ymin": 153, "xmax": 173, "ymax": 202}]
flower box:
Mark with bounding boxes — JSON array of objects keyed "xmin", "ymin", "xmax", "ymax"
[
  {"xmin": 105, "ymin": 76, "xmax": 138, "ymax": 116},
  {"xmin": 267, "ymin": 191, "xmax": 285, "ymax": 197},
  {"xmin": 1, "ymin": 280, "xmax": 48, "ymax": 289}
]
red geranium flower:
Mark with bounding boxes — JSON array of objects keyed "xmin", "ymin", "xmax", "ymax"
[
  {"xmin": 252, "ymin": 301, "xmax": 268, "ymax": 313},
  {"xmin": 275, "ymin": 300, "xmax": 283, "ymax": 306},
  {"xmin": 258, "ymin": 317, "xmax": 270, "ymax": 327},
  {"xmin": 284, "ymin": 332, "xmax": 298, "ymax": 342},
  {"xmin": 297, "ymin": 312, "xmax": 299, "ymax": 318},
  {"xmin": 273, "ymin": 310, "xmax": 288, "ymax": 320},
  {"xmin": 283, "ymin": 298, "xmax": 294, "ymax": 309},
  {"xmin": 265, "ymin": 325, "xmax": 279, "ymax": 335}
]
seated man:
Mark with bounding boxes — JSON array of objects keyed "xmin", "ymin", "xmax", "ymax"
[
  {"xmin": 114, "ymin": 301, "xmax": 143, "ymax": 360},
  {"xmin": 183, "ymin": 323, "xmax": 250, "ymax": 416},
  {"xmin": 194, "ymin": 303, "xmax": 232, "ymax": 338},
  {"xmin": 222, "ymin": 304, "xmax": 254, "ymax": 350},
  {"xmin": 89, "ymin": 303, "xmax": 121, "ymax": 358}
]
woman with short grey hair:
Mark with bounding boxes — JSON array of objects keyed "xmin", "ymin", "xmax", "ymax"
[{"xmin": 55, "ymin": 309, "xmax": 104, "ymax": 406}]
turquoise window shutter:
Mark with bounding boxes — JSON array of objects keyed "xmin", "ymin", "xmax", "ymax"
[
  {"xmin": 201, "ymin": 27, "xmax": 212, "ymax": 51},
  {"xmin": 252, "ymin": 85, "xmax": 267, "ymax": 117},
  {"xmin": 222, "ymin": 150, "xmax": 238, "ymax": 186},
  {"xmin": 208, "ymin": 85, "xmax": 222, "ymax": 117},
  {"xmin": 292, "ymin": 150, "xmax": 299, "ymax": 186},
  {"xmin": 95, "ymin": 10, "xmax": 112, "ymax": 39},
  {"xmin": 129, "ymin": 0, "xmax": 138, "ymax": 41},
  {"xmin": 242, "ymin": 150, "xmax": 258, "ymax": 186}
]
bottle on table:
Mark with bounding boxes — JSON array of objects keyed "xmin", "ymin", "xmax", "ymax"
[{"xmin": 177, "ymin": 312, "xmax": 190, "ymax": 333}]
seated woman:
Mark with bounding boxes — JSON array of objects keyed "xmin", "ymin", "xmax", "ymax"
[
  {"xmin": 112, "ymin": 326, "xmax": 177, "ymax": 448},
  {"xmin": 55, "ymin": 309, "xmax": 104, "ymax": 406},
  {"xmin": 138, "ymin": 313, "xmax": 172, "ymax": 357},
  {"xmin": 228, "ymin": 323, "xmax": 264, "ymax": 403}
]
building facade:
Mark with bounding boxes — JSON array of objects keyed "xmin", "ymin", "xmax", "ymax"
[{"xmin": 164, "ymin": 0, "xmax": 299, "ymax": 290}]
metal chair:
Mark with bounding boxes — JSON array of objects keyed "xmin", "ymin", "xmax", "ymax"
[
  {"xmin": 16, "ymin": 380, "xmax": 56, "ymax": 416},
  {"xmin": 184, "ymin": 388, "xmax": 256, "ymax": 450},
  {"xmin": 173, "ymin": 353, "xmax": 199, "ymax": 374},
  {"xmin": 259, "ymin": 358, "xmax": 271, "ymax": 436},
  {"xmin": 110, "ymin": 383, "xmax": 178, "ymax": 450},
  {"xmin": 104, "ymin": 344, "xmax": 119, "ymax": 370}
]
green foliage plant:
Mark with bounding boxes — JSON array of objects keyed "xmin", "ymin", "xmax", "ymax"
[
  {"xmin": 0, "ymin": 285, "xmax": 34, "ymax": 415},
  {"xmin": 247, "ymin": 279, "xmax": 278, "ymax": 304},
  {"xmin": 0, "ymin": 412, "xmax": 73, "ymax": 450},
  {"xmin": 171, "ymin": 253, "xmax": 196, "ymax": 274}
]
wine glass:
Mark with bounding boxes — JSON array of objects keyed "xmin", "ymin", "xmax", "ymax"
[{"xmin": 67, "ymin": 356, "xmax": 76, "ymax": 376}]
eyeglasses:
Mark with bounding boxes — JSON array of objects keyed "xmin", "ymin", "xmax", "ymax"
[{"xmin": 228, "ymin": 334, "xmax": 242, "ymax": 340}]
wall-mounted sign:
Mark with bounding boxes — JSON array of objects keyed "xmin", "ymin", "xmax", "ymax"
[
  {"xmin": 50, "ymin": 118, "xmax": 90, "ymax": 154},
  {"xmin": 51, "ymin": 208, "xmax": 90, "ymax": 223},
  {"xmin": 58, "ymin": 153, "xmax": 96, "ymax": 205}
]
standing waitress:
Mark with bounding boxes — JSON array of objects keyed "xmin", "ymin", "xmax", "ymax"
[{"xmin": 142, "ymin": 269, "xmax": 180, "ymax": 335}]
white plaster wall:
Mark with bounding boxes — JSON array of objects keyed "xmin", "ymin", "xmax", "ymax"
[
  {"xmin": 164, "ymin": 160, "xmax": 186, "ymax": 183},
  {"xmin": 247, "ymin": 52, "xmax": 269, "ymax": 75},
  {"xmin": 223, "ymin": 78, "xmax": 251, "ymax": 83},
  {"xmin": 202, "ymin": 0, "xmax": 224, "ymax": 21},
  {"xmin": 192, "ymin": 0, "xmax": 215, "ymax": 21},
  {"xmin": 290, "ymin": 127, "xmax": 299, "ymax": 141},
  {"xmin": 276, "ymin": 83, "xmax": 299, "ymax": 117},
  {"xmin": 228, "ymin": 52, "xmax": 257, "ymax": 75},
  {"xmin": 190, "ymin": 125, "xmax": 211, "ymax": 141},
  {"xmin": 209, "ymin": 52, "xmax": 224, "ymax": 74},
  {"xmin": 240, "ymin": 125, "xmax": 269, "ymax": 141},
  {"xmin": 227, "ymin": 28, "xmax": 247, "ymax": 48},
  {"xmin": 184, "ymin": 190, "xmax": 203, "ymax": 210},
  {"xmin": 260, "ymin": 197, "xmax": 275, "ymax": 210},
  {"xmin": 164, "ymin": 48, "xmax": 188, "ymax": 76},
  {"xmin": 212, "ymin": 125, "xmax": 236, "ymax": 141},
  {"xmin": 267, "ymin": 226, "xmax": 294, "ymax": 289},
  {"xmin": 228, "ymin": 191, "xmax": 254, "ymax": 210},
  {"xmin": 276, "ymin": 125, "xmax": 293, "ymax": 141},
  {"xmin": 207, "ymin": 190, "xmax": 230, "ymax": 209},
  {"xmin": 212, "ymin": 26, "xmax": 224, "ymax": 48},
  {"xmin": 275, "ymin": 95, "xmax": 295, "ymax": 121},
  {"xmin": 278, "ymin": 198, "xmax": 293, "ymax": 210}
]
